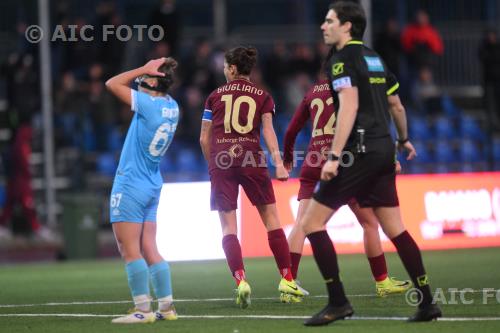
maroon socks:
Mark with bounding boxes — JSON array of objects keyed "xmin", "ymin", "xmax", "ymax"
[
  {"xmin": 368, "ymin": 254, "xmax": 388, "ymax": 282},
  {"xmin": 222, "ymin": 234, "xmax": 245, "ymax": 285},
  {"xmin": 268, "ymin": 229, "xmax": 293, "ymax": 281}
]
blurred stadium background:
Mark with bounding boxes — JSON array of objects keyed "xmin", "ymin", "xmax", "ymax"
[{"xmin": 0, "ymin": 1, "xmax": 499, "ymax": 331}]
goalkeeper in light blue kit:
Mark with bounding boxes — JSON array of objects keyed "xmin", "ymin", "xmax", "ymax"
[{"xmin": 105, "ymin": 57, "xmax": 179, "ymax": 324}]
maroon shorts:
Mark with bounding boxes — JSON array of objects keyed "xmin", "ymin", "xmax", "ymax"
[
  {"xmin": 297, "ymin": 166, "xmax": 321, "ymax": 201},
  {"xmin": 210, "ymin": 167, "xmax": 276, "ymax": 211}
]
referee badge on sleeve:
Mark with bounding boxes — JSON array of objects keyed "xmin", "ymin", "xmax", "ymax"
[{"xmin": 332, "ymin": 62, "xmax": 344, "ymax": 76}]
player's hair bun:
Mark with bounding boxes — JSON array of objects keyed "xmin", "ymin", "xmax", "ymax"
[
  {"xmin": 225, "ymin": 46, "xmax": 258, "ymax": 76},
  {"xmin": 155, "ymin": 57, "xmax": 177, "ymax": 93},
  {"xmin": 243, "ymin": 47, "xmax": 257, "ymax": 60},
  {"xmin": 162, "ymin": 57, "xmax": 178, "ymax": 71}
]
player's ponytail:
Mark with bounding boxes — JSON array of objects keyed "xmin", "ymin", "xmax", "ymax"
[{"xmin": 225, "ymin": 46, "xmax": 258, "ymax": 75}]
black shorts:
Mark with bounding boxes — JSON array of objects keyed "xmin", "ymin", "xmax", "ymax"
[{"xmin": 313, "ymin": 149, "xmax": 399, "ymax": 210}]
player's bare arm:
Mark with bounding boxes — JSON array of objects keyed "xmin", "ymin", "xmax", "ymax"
[
  {"xmin": 261, "ymin": 113, "xmax": 289, "ymax": 181},
  {"xmin": 387, "ymin": 94, "xmax": 417, "ymax": 160},
  {"xmin": 199, "ymin": 120, "xmax": 212, "ymax": 162},
  {"xmin": 321, "ymin": 87, "xmax": 358, "ymax": 181},
  {"xmin": 105, "ymin": 58, "xmax": 167, "ymax": 105}
]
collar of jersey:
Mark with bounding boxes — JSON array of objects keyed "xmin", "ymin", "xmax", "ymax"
[
  {"xmin": 231, "ymin": 78, "xmax": 253, "ymax": 84},
  {"xmin": 346, "ymin": 40, "xmax": 363, "ymax": 45}
]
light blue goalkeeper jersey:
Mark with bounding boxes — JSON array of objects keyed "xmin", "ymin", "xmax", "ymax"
[{"xmin": 114, "ymin": 89, "xmax": 179, "ymax": 195}]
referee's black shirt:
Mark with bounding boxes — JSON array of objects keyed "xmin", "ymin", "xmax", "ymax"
[{"xmin": 326, "ymin": 40, "xmax": 399, "ymax": 152}]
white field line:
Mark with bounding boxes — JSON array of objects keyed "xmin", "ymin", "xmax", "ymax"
[
  {"xmin": 0, "ymin": 289, "xmax": 494, "ymax": 309},
  {"xmin": 0, "ymin": 296, "xmax": 324, "ymax": 308},
  {"xmin": 0, "ymin": 313, "xmax": 499, "ymax": 321}
]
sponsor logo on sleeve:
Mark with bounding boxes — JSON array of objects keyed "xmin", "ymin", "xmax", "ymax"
[
  {"xmin": 364, "ymin": 56, "xmax": 384, "ymax": 72},
  {"xmin": 332, "ymin": 77, "xmax": 352, "ymax": 91}
]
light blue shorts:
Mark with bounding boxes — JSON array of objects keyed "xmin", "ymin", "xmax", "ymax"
[{"xmin": 109, "ymin": 184, "xmax": 161, "ymax": 223}]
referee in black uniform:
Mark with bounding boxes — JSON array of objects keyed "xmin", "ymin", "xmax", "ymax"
[{"xmin": 300, "ymin": 1, "xmax": 442, "ymax": 326}]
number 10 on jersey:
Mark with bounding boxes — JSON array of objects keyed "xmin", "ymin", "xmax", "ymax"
[{"xmin": 221, "ymin": 94, "xmax": 257, "ymax": 134}]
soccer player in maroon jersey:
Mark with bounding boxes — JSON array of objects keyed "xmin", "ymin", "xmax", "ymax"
[
  {"xmin": 283, "ymin": 78, "xmax": 410, "ymax": 299},
  {"xmin": 199, "ymin": 46, "xmax": 305, "ymax": 308}
]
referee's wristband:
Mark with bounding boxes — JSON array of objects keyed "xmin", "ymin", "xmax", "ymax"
[
  {"xmin": 397, "ymin": 138, "xmax": 409, "ymax": 144},
  {"xmin": 327, "ymin": 152, "xmax": 340, "ymax": 161}
]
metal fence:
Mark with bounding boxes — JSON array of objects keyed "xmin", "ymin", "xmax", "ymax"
[{"xmin": 435, "ymin": 23, "xmax": 486, "ymax": 87}]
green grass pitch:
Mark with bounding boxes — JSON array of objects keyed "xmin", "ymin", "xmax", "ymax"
[{"xmin": 1, "ymin": 247, "xmax": 499, "ymax": 333}]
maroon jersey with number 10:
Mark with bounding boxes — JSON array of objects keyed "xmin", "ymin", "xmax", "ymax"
[{"xmin": 204, "ymin": 78, "xmax": 275, "ymax": 171}]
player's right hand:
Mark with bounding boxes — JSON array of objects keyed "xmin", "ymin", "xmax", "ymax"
[
  {"xmin": 283, "ymin": 160, "xmax": 293, "ymax": 173},
  {"xmin": 142, "ymin": 58, "xmax": 167, "ymax": 76},
  {"xmin": 276, "ymin": 164, "xmax": 289, "ymax": 181},
  {"xmin": 321, "ymin": 160, "xmax": 339, "ymax": 181}
]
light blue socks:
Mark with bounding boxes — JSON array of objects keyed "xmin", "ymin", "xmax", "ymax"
[
  {"xmin": 149, "ymin": 261, "xmax": 173, "ymax": 298},
  {"xmin": 125, "ymin": 259, "xmax": 151, "ymax": 311},
  {"xmin": 149, "ymin": 261, "xmax": 173, "ymax": 311}
]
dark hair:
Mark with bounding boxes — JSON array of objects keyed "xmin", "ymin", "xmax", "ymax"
[
  {"xmin": 224, "ymin": 46, "xmax": 258, "ymax": 75},
  {"xmin": 329, "ymin": 1, "xmax": 366, "ymax": 40},
  {"xmin": 156, "ymin": 57, "xmax": 178, "ymax": 93}
]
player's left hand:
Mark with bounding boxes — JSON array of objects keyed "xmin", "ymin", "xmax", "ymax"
[
  {"xmin": 142, "ymin": 58, "xmax": 167, "ymax": 76},
  {"xmin": 398, "ymin": 140, "xmax": 417, "ymax": 160},
  {"xmin": 283, "ymin": 160, "xmax": 293, "ymax": 173},
  {"xmin": 321, "ymin": 160, "xmax": 339, "ymax": 181},
  {"xmin": 275, "ymin": 164, "xmax": 289, "ymax": 181}
]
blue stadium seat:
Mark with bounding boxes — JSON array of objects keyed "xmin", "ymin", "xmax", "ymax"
[
  {"xmin": 96, "ymin": 153, "xmax": 117, "ymax": 177},
  {"xmin": 460, "ymin": 163, "xmax": 476, "ymax": 173},
  {"xmin": 0, "ymin": 184, "xmax": 5, "ymax": 208},
  {"xmin": 275, "ymin": 113, "xmax": 290, "ymax": 133},
  {"xmin": 409, "ymin": 117, "xmax": 433, "ymax": 140},
  {"xmin": 435, "ymin": 163, "xmax": 451, "ymax": 174},
  {"xmin": 295, "ymin": 129, "xmax": 310, "ymax": 147},
  {"xmin": 82, "ymin": 118, "xmax": 96, "ymax": 151},
  {"xmin": 176, "ymin": 148, "xmax": 201, "ymax": 173},
  {"xmin": 459, "ymin": 139, "xmax": 482, "ymax": 163},
  {"xmin": 57, "ymin": 113, "xmax": 77, "ymax": 146},
  {"xmin": 408, "ymin": 163, "xmax": 428, "ymax": 174},
  {"xmin": 107, "ymin": 127, "xmax": 124, "ymax": 153},
  {"xmin": 493, "ymin": 139, "xmax": 500, "ymax": 161},
  {"xmin": 160, "ymin": 154, "xmax": 177, "ymax": 173},
  {"xmin": 460, "ymin": 116, "xmax": 486, "ymax": 143},
  {"xmin": 434, "ymin": 117, "xmax": 457, "ymax": 140},
  {"xmin": 434, "ymin": 140, "xmax": 458, "ymax": 163},
  {"xmin": 441, "ymin": 95, "xmax": 461, "ymax": 118},
  {"xmin": 413, "ymin": 141, "xmax": 433, "ymax": 163}
]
